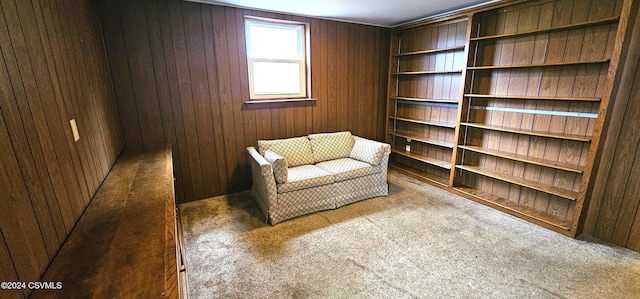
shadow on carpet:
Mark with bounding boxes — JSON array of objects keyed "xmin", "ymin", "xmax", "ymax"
[{"xmin": 179, "ymin": 171, "xmax": 640, "ymax": 299}]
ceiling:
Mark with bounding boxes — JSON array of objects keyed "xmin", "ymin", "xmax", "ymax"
[{"xmin": 187, "ymin": 0, "xmax": 498, "ymax": 27}]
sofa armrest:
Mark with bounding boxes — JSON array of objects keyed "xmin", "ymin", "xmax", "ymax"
[
  {"xmin": 349, "ymin": 136, "xmax": 391, "ymax": 165},
  {"xmin": 247, "ymin": 147, "xmax": 278, "ymax": 222}
]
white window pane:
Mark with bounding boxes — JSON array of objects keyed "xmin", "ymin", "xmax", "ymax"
[
  {"xmin": 253, "ymin": 62, "xmax": 301, "ymax": 95},
  {"xmin": 248, "ymin": 24, "xmax": 301, "ymax": 59}
]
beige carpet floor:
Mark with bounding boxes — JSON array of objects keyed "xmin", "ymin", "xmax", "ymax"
[{"xmin": 179, "ymin": 170, "xmax": 640, "ymax": 298}]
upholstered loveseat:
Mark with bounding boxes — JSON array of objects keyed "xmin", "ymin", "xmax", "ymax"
[{"xmin": 247, "ymin": 131, "xmax": 391, "ymax": 224}]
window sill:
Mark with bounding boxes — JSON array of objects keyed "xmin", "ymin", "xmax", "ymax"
[{"xmin": 244, "ymin": 98, "xmax": 317, "ymax": 108}]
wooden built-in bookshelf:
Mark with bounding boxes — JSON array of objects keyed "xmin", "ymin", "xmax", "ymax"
[
  {"xmin": 386, "ymin": 16, "xmax": 468, "ymax": 187},
  {"xmin": 386, "ymin": 0, "xmax": 631, "ymax": 237}
]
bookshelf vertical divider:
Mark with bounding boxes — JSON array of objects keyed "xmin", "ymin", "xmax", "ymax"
[
  {"xmin": 449, "ymin": 14, "xmax": 475, "ymax": 187},
  {"xmin": 386, "ymin": 0, "xmax": 630, "ymax": 237}
]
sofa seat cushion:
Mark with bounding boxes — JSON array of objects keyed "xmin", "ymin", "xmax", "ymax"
[
  {"xmin": 308, "ymin": 131, "xmax": 354, "ymax": 162},
  {"xmin": 277, "ymin": 165, "xmax": 335, "ymax": 194},
  {"xmin": 315, "ymin": 158, "xmax": 380, "ymax": 182},
  {"xmin": 258, "ymin": 136, "xmax": 315, "ymax": 167}
]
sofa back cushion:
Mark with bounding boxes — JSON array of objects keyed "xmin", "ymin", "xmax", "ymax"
[
  {"xmin": 258, "ymin": 136, "xmax": 315, "ymax": 167},
  {"xmin": 308, "ymin": 131, "xmax": 354, "ymax": 163}
]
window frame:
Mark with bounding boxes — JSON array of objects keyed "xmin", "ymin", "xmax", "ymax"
[{"xmin": 244, "ymin": 16, "xmax": 312, "ymax": 101}]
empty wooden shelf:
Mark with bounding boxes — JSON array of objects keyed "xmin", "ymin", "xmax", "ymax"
[
  {"xmin": 469, "ymin": 16, "xmax": 620, "ymax": 41},
  {"xmin": 391, "ymin": 164, "xmax": 450, "ymax": 186},
  {"xmin": 453, "ymin": 186, "xmax": 572, "ymax": 231},
  {"xmin": 467, "ymin": 60, "xmax": 610, "ymax": 70},
  {"xmin": 464, "ymin": 94, "xmax": 602, "ymax": 102},
  {"xmin": 458, "ymin": 145, "xmax": 584, "ymax": 173},
  {"xmin": 391, "ymin": 70, "xmax": 464, "ymax": 75},
  {"xmin": 394, "ymin": 45, "xmax": 466, "ymax": 56},
  {"xmin": 389, "ymin": 131, "xmax": 455, "ymax": 148},
  {"xmin": 459, "ymin": 122, "xmax": 592, "ymax": 142},
  {"xmin": 391, "ymin": 116, "xmax": 457, "ymax": 128},
  {"xmin": 392, "ymin": 148, "xmax": 452, "ymax": 169},
  {"xmin": 391, "ymin": 96, "xmax": 459, "ymax": 103},
  {"xmin": 456, "ymin": 165, "xmax": 579, "ymax": 200}
]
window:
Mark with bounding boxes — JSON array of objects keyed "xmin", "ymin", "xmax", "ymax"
[{"xmin": 245, "ymin": 17, "xmax": 310, "ymax": 100}]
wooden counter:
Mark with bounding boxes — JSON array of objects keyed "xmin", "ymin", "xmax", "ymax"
[{"xmin": 31, "ymin": 144, "xmax": 185, "ymax": 298}]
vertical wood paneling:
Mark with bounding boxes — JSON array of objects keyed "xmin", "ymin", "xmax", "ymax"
[
  {"xmin": 1, "ymin": 0, "xmax": 76, "ymax": 230},
  {"xmin": 0, "ymin": 30, "xmax": 63, "ymax": 256},
  {"xmin": 170, "ymin": 0, "xmax": 207, "ymax": 200},
  {"xmin": 19, "ymin": 0, "xmax": 88, "ymax": 220},
  {"xmin": 0, "ymin": 229, "xmax": 21, "ymax": 299},
  {"xmin": 101, "ymin": 0, "xmax": 390, "ymax": 203},
  {"xmin": 327, "ymin": 22, "xmax": 338, "ymax": 133},
  {"xmin": 49, "ymin": 0, "xmax": 97, "ymax": 197},
  {"xmin": 210, "ymin": 5, "xmax": 239, "ymax": 192},
  {"xmin": 142, "ymin": 0, "xmax": 183, "ymax": 200},
  {"xmin": 202, "ymin": 6, "xmax": 228, "ymax": 194},
  {"xmin": 378, "ymin": 30, "xmax": 391, "ymax": 140},
  {"xmin": 0, "ymin": 108, "xmax": 48, "ymax": 296},
  {"xmin": 63, "ymin": 0, "xmax": 116, "ymax": 186},
  {"xmin": 32, "ymin": 0, "xmax": 89, "ymax": 210},
  {"xmin": 154, "ymin": 0, "xmax": 194, "ymax": 201},
  {"xmin": 223, "ymin": 6, "xmax": 250, "ymax": 190},
  {"xmin": 120, "ymin": 0, "xmax": 165, "ymax": 146},
  {"xmin": 586, "ymin": 0, "xmax": 640, "ymax": 250},
  {"xmin": 70, "ymin": 0, "xmax": 112, "ymax": 180},
  {"xmin": 0, "ymin": 0, "xmax": 123, "ymax": 295},
  {"xmin": 184, "ymin": 3, "xmax": 218, "ymax": 198},
  {"xmin": 337, "ymin": 22, "xmax": 350, "ymax": 131},
  {"xmin": 99, "ymin": 1, "xmax": 142, "ymax": 150},
  {"xmin": 37, "ymin": 0, "xmax": 89, "ymax": 205}
]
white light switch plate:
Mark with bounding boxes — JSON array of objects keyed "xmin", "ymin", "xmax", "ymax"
[{"xmin": 70, "ymin": 119, "xmax": 80, "ymax": 142}]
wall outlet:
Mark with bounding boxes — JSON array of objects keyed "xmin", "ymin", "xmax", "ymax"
[{"xmin": 70, "ymin": 119, "xmax": 80, "ymax": 142}]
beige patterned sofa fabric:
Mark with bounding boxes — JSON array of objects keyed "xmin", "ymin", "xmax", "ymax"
[
  {"xmin": 349, "ymin": 136, "xmax": 391, "ymax": 165},
  {"xmin": 277, "ymin": 165, "xmax": 335, "ymax": 193},
  {"xmin": 308, "ymin": 131, "xmax": 354, "ymax": 162},
  {"xmin": 258, "ymin": 136, "xmax": 315, "ymax": 167},
  {"xmin": 263, "ymin": 150, "xmax": 288, "ymax": 184},
  {"xmin": 246, "ymin": 147, "xmax": 278, "ymax": 221},
  {"xmin": 315, "ymin": 158, "xmax": 379, "ymax": 182},
  {"xmin": 248, "ymin": 133, "xmax": 391, "ymax": 224}
]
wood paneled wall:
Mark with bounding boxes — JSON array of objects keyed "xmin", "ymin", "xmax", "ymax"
[
  {"xmin": 99, "ymin": 0, "xmax": 390, "ymax": 203},
  {"xmin": 0, "ymin": 0, "xmax": 123, "ymax": 297},
  {"xmin": 583, "ymin": 0, "xmax": 640, "ymax": 251}
]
